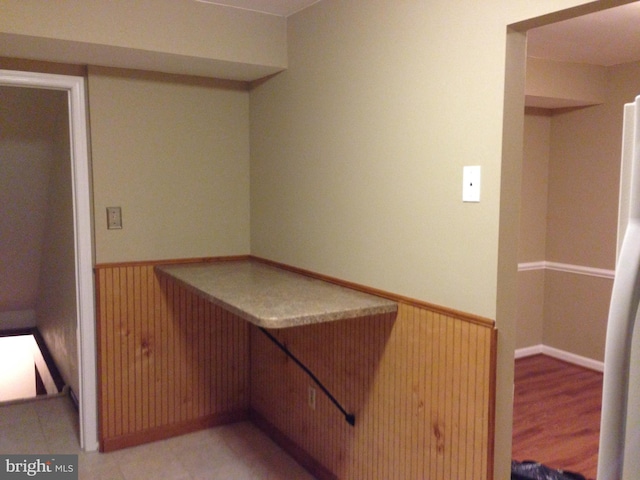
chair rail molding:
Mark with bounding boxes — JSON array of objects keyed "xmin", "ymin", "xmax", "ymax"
[{"xmin": 518, "ymin": 261, "xmax": 614, "ymax": 279}]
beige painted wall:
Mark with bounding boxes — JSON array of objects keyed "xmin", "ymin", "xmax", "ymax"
[
  {"xmin": 540, "ymin": 87, "xmax": 618, "ymax": 360},
  {"xmin": 516, "ymin": 110, "xmax": 551, "ymax": 349},
  {"xmin": 36, "ymin": 96, "xmax": 79, "ymax": 396},
  {"xmin": 547, "ymin": 105, "xmax": 621, "ymax": 270},
  {"xmin": 520, "ymin": 110, "xmax": 551, "ymax": 263},
  {"xmin": 0, "ymin": 87, "xmax": 63, "ymax": 325},
  {"xmin": 526, "ymin": 57, "xmax": 606, "ymax": 109},
  {"xmin": 517, "ymin": 270, "xmax": 546, "ymax": 348},
  {"xmin": 89, "ymin": 67, "xmax": 251, "ymax": 264},
  {"xmin": 543, "ymin": 271, "xmax": 611, "ymax": 359}
]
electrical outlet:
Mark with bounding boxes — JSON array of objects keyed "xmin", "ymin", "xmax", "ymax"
[{"xmin": 308, "ymin": 386, "xmax": 316, "ymax": 410}]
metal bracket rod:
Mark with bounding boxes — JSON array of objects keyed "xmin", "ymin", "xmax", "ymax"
[{"xmin": 258, "ymin": 327, "xmax": 355, "ymax": 427}]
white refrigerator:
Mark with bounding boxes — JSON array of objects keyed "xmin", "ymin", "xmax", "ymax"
[{"xmin": 598, "ymin": 95, "xmax": 640, "ymax": 479}]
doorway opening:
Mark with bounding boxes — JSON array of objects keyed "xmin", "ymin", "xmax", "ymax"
[
  {"xmin": 0, "ymin": 69, "xmax": 97, "ymax": 451},
  {"xmin": 507, "ymin": 2, "xmax": 640, "ymax": 478}
]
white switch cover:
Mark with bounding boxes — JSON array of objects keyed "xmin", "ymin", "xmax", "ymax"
[
  {"xmin": 462, "ymin": 166, "xmax": 481, "ymax": 202},
  {"xmin": 106, "ymin": 207, "xmax": 122, "ymax": 229}
]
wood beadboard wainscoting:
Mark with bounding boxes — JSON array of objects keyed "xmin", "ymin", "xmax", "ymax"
[
  {"xmin": 95, "ymin": 259, "xmax": 251, "ymax": 452},
  {"xmin": 251, "ymin": 301, "xmax": 496, "ymax": 480},
  {"xmin": 95, "ymin": 257, "xmax": 496, "ymax": 479}
]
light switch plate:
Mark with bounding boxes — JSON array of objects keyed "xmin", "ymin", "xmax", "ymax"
[
  {"xmin": 106, "ymin": 207, "xmax": 122, "ymax": 229},
  {"xmin": 462, "ymin": 166, "xmax": 481, "ymax": 202}
]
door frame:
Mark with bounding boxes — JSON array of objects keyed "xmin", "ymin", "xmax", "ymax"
[{"xmin": 0, "ymin": 69, "xmax": 98, "ymax": 451}]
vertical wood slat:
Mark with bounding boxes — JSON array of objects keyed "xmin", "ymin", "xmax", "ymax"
[
  {"xmin": 250, "ymin": 302, "xmax": 496, "ymax": 480},
  {"xmin": 158, "ymin": 271, "xmax": 168, "ymax": 428},
  {"xmin": 95, "ymin": 263, "xmax": 250, "ymax": 451},
  {"xmin": 114, "ymin": 267, "xmax": 124, "ymax": 438}
]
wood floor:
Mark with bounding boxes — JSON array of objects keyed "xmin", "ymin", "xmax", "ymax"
[{"xmin": 512, "ymin": 355, "xmax": 603, "ymax": 480}]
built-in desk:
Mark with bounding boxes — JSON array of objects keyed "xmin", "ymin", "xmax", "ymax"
[
  {"xmin": 155, "ymin": 259, "xmax": 398, "ymax": 329},
  {"xmin": 156, "ymin": 258, "xmax": 398, "ymax": 426}
]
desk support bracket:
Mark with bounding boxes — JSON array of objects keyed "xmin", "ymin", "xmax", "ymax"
[{"xmin": 259, "ymin": 327, "xmax": 355, "ymax": 427}]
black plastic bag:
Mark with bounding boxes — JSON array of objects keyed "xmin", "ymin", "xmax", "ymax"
[{"xmin": 511, "ymin": 460, "xmax": 586, "ymax": 480}]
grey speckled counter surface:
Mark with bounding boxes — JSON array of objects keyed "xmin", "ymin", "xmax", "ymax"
[{"xmin": 156, "ymin": 259, "xmax": 397, "ymax": 329}]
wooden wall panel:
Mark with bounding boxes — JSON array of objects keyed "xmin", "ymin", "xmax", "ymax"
[
  {"xmin": 96, "ymin": 258, "xmax": 496, "ymax": 478},
  {"xmin": 95, "ymin": 263, "xmax": 250, "ymax": 451},
  {"xmin": 250, "ymin": 302, "xmax": 496, "ymax": 480}
]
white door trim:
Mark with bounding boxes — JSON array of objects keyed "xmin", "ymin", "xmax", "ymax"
[{"xmin": 0, "ymin": 69, "xmax": 98, "ymax": 451}]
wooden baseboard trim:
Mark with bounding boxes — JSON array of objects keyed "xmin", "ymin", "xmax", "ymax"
[
  {"xmin": 94, "ymin": 255, "xmax": 251, "ymax": 270},
  {"xmin": 100, "ymin": 410, "xmax": 249, "ymax": 452},
  {"xmin": 249, "ymin": 409, "xmax": 337, "ymax": 480}
]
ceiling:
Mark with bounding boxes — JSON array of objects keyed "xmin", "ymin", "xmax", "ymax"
[
  {"xmin": 209, "ymin": 0, "xmax": 640, "ymax": 66},
  {"xmin": 527, "ymin": 2, "xmax": 640, "ymax": 66},
  {"xmin": 195, "ymin": 0, "xmax": 320, "ymax": 17}
]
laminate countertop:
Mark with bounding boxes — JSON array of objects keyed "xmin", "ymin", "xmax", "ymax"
[{"xmin": 155, "ymin": 259, "xmax": 398, "ymax": 329}]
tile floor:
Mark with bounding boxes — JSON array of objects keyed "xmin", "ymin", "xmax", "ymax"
[{"xmin": 0, "ymin": 395, "xmax": 316, "ymax": 479}]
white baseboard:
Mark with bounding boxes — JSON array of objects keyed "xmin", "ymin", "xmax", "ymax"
[
  {"xmin": 0, "ymin": 310, "xmax": 36, "ymax": 330},
  {"xmin": 515, "ymin": 344, "xmax": 604, "ymax": 372},
  {"xmin": 514, "ymin": 344, "xmax": 544, "ymax": 359}
]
